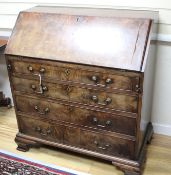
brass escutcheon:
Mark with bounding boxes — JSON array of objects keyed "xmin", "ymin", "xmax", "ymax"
[{"xmin": 64, "ymin": 69, "xmax": 70, "ymax": 76}]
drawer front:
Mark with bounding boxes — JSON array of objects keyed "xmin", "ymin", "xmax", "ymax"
[
  {"xmin": 19, "ymin": 116, "xmax": 63, "ymax": 143},
  {"xmin": 8, "ymin": 57, "xmax": 140, "ymax": 92},
  {"xmin": 16, "ymin": 95, "xmax": 71, "ymax": 122},
  {"xmin": 18, "ymin": 116, "xmax": 80, "ymax": 146},
  {"xmin": 80, "ymin": 130, "xmax": 135, "ymax": 159},
  {"xmin": 84, "ymin": 111, "xmax": 136, "ymax": 136},
  {"xmin": 16, "ymin": 95, "xmax": 136, "ymax": 136},
  {"xmin": 18, "ymin": 115, "xmax": 134, "ymax": 158},
  {"xmin": 12, "ymin": 77, "xmax": 138, "ymax": 113}
]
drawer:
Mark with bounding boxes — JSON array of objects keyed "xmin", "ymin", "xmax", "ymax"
[
  {"xmin": 7, "ymin": 56, "xmax": 140, "ymax": 93},
  {"xmin": 80, "ymin": 130, "xmax": 135, "ymax": 159},
  {"xmin": 18, "ymin": 116, "xmax": 80, "ymax": 146},
  {"xmin": 18, "ymin": 115, "xmax": 135, "ymax": 159},
  {"xmin": 12, "ymin": 77, "xmax": 138, "ymax": 113},
  {"xmin": 19, "ymin": 116, "xmax": 63, "ymax": 143},
  {"xmin": 16, "ymin": 95, "xmax": 71, "ymax": 122},
  {"xmin": 85, "ymin": 111, "xmax": 136, "ymax": 136},
  {"xmin": 16, "ymin": 95, "xmax": 136, "ymax": 136}
]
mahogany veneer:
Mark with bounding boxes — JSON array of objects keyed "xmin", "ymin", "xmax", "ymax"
[{"xmin": 5, "ymin": 6, "xmax": 158, "ymax": 175}]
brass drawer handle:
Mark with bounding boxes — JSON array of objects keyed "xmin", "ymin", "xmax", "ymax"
[
  {"xmin": 135, "ymin": 84, "xmax": 141, "ymax": 93},
  {"xmin": 27, "ymin": 65, "xmax": 33, "ymax": 72},
  {"xmin": 31, "ymin": 84, "xmax": 48, "ymax": 94},
  {"xmin": 91, "ymin": 76, "xmax": 113, "ymax": 87},
  {"xmin": 105, "ymin": 78, "xmax": 113, "ymax": 84},
  {"xmin": 106, "ymin": 120, "xmax": 112, "ymax": 126},
  {"xmin": 27, "ymin": 65, "xmax": 46, "ymax": 74},
  {"xmin": 34, "ymin": 105, "xmax": 50, "ymax": 115},
  {"xmin": 91, "ymin": 95, "xmax": 98, "ymax": 103},
  {"xmin": 91, "ymin": 96, "xmax": 112, "ymax": 105},
  {"xmin": 91, "ymin": 75, "xmax": 99, "ymax": 83},
  {"xmin": 42, "ymin": 86, "xmax": 48, "ymax": 91},
  {"xmin": 30, "ymin": 73, "xmax": 48, "ymax": 94},
  {"xmin": 7, "ymin": 64, "xmax": 12, "ymax": 70},
  {"xmin": 39, "ymin": 67, "xmax": 45, "ymax": 73},
  {"xmin": 94, "ymin": 141, "xmax": 111, "ymax": 150},
  {"xmin": 105, "ymin": 97, "xmax": 112, "ymax": 105},
  {"xmin": 35, "ymin": 126, "xmax": 51, "ymax": 136},
  {"xmin": 92, "ymin": 117, "xmax": 112, "ymax": 128}
]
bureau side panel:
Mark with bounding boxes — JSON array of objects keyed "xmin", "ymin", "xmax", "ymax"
[{"xmin": 139, "ymin": 27, "xmax": 157, "ymax": 154}]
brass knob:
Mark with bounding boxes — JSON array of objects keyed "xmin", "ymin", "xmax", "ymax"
[
  {"xmin": 40, "ymin": 67, "xmax": 45, "ymax": 73},
  {"xmin": 7, "ymin": 64, "xmax": 11, "ymax": 70},
  {"xmin": 135, "ymin": 84, "xmax": 141, "ymax": 92},
  {"xmin": 91, "ymin": 75, "xmax": 98, "ymax": 82},
  {"xmin": 106, "ymin": 120, "xmax": 112, "ymax": 126},
  {"xmin": 31, "ymin": 84, "xmax": 36, "ymax": 90},
  {"xmin": 42, "ymin": 86, "xmax": 48, "ymax": 91},
  {"xmin": 105, "ymin": 97, "xmax": 112, "ymax": 104},
  {"xmin": 94, "ymin": 140, "xmax": 98, "ymax": 145},
  {"xmin": 34, "ymin": 105, "xmax": 38, "ymax": 110},
  {"xmin": 92, "ymin": 95, "xmax": 98, "ymax": 103},
  {"xmin": 34, "ymin": 106, "xmax": 49, "ymax": 115},
  {"xmin": 46, "ymin": 129, "xmax": 51, "ymax": 134},
  {"xmin": 105, "ymin": 78, "xmax": 112, "ymax": 84},
  {"xmin": 28, "ymin": 65, "xmax": 33, "ymax": 72},
  {"xmin": 93, "ymin": 117, "xmax": 98, "ymax": 123},
  {"xmin": 105, "ymin": 144, "xmax": 110, "ymax": 147},
  {"xmin": 35, "ymin": 126, "xmax": 41, "ymax": 132},
  {"xmin": 44, "ymin": 107, "xmax": 50, "ymax": 113}
]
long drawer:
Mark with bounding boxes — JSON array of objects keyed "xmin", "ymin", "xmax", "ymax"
[
  {"xmin": 15, "ymin": 95, "xmax": 137, "ymax": 136},
  {"xmin": 12, "ymin": 76, "xmax": 138, "ymax": 113},
  {"xmin": 7, "ymin": 56, "xmax": 141, "ymax": 93},
  {"xmin": 18, "ymin": 115, "xmax": 135, "ymax": 159}
]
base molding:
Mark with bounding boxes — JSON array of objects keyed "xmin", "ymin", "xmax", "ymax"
[
  {"xmin": 15, "ymin": 122, "xmax": 153, "ymax": 175},
  {"xmin": 112, "ymin": 122, "xmax": 153, "ymax": 175},
  {"xmin": 15, "ymin": 134, "xmax": 40, "ymax": 152}
]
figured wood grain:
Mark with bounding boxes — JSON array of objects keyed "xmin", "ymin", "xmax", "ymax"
[
  {"xmin": 15, "ymin": 95, "xmax": 137, "ymax": 136},
  {"xmin": 17, "ymin": 113, "xmax": 135, "ymax": 159},
  {"xmin": 19, "ymin": 116, "xmax": 64, "ymax": 143},
  {"xmin": 0, "ymin": 108, "xmax": 171, "ymax": 175},
  {"xmin": 80, "ymin": 130, "xmax": 135, "ymax": 159},
  {"xmin": 12, "ymin": 77, "xmax": 138, "ymax": 113},
  {"xmin": 5, "ymin": 8, "xmax": 151, "ymax": 71},
  {"xmin": 7, "ymin": 56, "xmax": 141, "ymax": 93}
]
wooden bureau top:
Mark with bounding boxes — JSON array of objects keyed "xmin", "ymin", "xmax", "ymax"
[{"xmin": 5, "ymin": 6, "xmax": 152, "ymax": 72}]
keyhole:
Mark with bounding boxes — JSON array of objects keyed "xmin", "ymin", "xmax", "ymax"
[{"xmin": 64, "ymin": 69, "xmax": 70, "ymax": 76}]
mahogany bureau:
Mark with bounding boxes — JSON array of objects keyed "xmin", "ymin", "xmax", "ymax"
[{"xmin": 5, "ymin": 6, "xmax": 158, "ymax": 175}]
